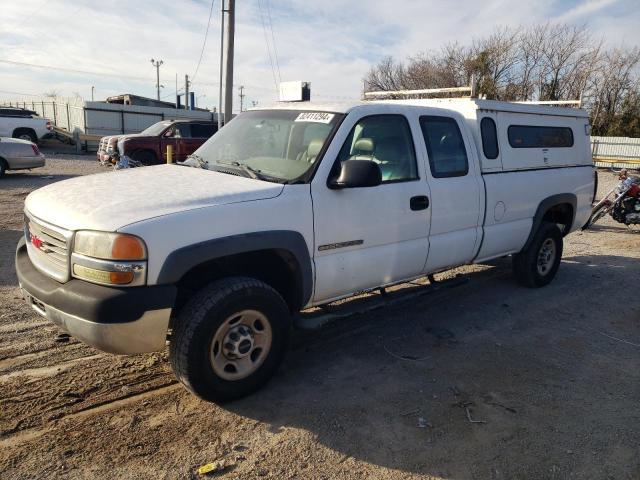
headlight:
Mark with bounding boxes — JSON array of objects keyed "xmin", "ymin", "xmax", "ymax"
[
  {"xmin": 72, "ymin": 231, "xmax": 147, "ymax": 286},
  {"xmin": 74, "ymin": 231, "xmax": 146, "ymax": 260}
]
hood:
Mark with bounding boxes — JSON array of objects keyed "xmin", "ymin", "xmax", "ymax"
[
  {"xmin": 118, "ymin": 133, "xmax": 145, "ymax": 140},
  {"xmin": 25, "ymin": 165, "xmax": 284, "ymax": 231}
]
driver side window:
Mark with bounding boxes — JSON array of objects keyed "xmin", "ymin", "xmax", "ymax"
[{"xmin": 335, "ymin": 114, "xmax": 418, "ymax": 183}]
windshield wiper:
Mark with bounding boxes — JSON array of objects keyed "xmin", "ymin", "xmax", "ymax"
[{"xmin": 217, "ymin": 161, "xmax": 271, "ymax": 181}]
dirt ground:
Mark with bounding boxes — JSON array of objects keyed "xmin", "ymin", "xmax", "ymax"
[{"xmin": 1, "ymin": 149, "xmax": 639, "ymax": 480}]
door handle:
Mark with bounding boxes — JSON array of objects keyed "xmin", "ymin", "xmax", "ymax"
[{"xmin": 410, "ymin": 195, "xmax": 429, "ymax": 211}]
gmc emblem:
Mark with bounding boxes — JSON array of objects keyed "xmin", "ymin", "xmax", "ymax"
[{"xmin": 30, "ymin": 233, "xmax": 45, "ymax": 251}]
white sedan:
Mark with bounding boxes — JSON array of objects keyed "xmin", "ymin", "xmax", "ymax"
[{"xmin": 0, "ymin": 137, "xmax": 46, "ymax": 178}]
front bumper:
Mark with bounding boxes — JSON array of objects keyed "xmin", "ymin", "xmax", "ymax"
[
  {"xmin": 15, "ymin": 238, "xmax": 176, "ymax": 354},
  {"xmin": 97, "ymin": 152, "xmax": 116, "ymax": 164}
]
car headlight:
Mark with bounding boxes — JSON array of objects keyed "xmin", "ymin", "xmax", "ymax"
[{"xmin": 72, "ymin": 231, "xmax": 147, "ymax": 286}]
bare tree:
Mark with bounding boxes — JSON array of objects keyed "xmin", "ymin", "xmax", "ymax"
[
  {"xmin": 363, "ymin": 23, "xmax": 640, "ymax": 136},
  {"xmin": 364, "ymin": 56, "xmax": 406, "ymax": 92}
]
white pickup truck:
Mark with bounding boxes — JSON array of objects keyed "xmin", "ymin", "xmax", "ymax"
[
  {"xmin": 16, "ymin": 98, "xmax": 595, "ymax": 402},
  {"xmin": 0, "ymin": 107, "xmax": 53, "ymax": 144}
]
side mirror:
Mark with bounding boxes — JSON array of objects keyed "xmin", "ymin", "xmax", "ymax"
[{"xmin": 328, "ymin": 160, "xmax": 382, "ymax": 189}]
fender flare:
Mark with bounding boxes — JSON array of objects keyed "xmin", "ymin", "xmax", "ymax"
[
  {"xmin": 522, "ymin": 193, "xmax": 577, "ymax": 251},
  {"xmin": 156, "ymin": 230, "xmax": 313, "ymax": 307}
]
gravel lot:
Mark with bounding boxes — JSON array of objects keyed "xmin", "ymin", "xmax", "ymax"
[{"xmin": 1, "ymin": 148, "xmax": 639, "ymax": 480}]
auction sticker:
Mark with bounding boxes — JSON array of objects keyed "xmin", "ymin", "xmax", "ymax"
[{"xmin": 295, "ymin": 112, "xmax": 335, "ymax": 123}]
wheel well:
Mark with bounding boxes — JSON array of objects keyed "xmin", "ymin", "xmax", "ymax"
[
  {"xmin": 12, "ymin": 127, "xmax": 36, "ymax": 138},
  {"xmin": 173, "ymin": 249, "xmax": 304, "ymax": 316},
  {"xmin": 542, "ymin": 203, "xmax": 574, "ymax": 235},
  {"xmin": 130, "ymin": 149, "xmax": 158, "ymax": 162}
]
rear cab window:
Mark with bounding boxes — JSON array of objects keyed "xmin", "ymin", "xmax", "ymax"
[
  {"xmin": 419, "ymin": 116, "xmax": 469, "ymax": 178},
  {"xmin": 191, "ymin": 123, "xmax": 217, "ymax": 138}
]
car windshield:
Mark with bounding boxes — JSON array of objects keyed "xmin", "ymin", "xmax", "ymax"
[
  {"xmin": 140, "ymin": 121, "xmax": 173, "ymax": 136},
  {"xmin": 182, "ymin": 110, "xmax": 343, "ymax": 183}
]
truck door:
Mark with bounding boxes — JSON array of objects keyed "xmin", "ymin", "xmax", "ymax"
[
  {"xmin": 173, "ymin": 123, "xmax": 202, "ymax": 162},
  {"xmin": 160, "ymin": 126, "xmax": 177, "ymax": 162},
  {"xmin": 311, "ymin": 112, "xmax": 431, "ymax": 303},
  {"xmin": 419, "ymin": 115, "xmax": 483, "ymax": 273}
]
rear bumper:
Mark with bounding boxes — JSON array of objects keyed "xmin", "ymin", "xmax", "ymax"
[
  {"xmin": 7, "ymin": 155, "xmax": 45, "ymax": 170},
  {"xmin": 15, "ymin": 238, "xmax": 176, "ymax": 354}
]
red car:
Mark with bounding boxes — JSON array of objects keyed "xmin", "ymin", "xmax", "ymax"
[{"xmin": 97, "ymin": 119, "xmax": 218, "ymax": 166}]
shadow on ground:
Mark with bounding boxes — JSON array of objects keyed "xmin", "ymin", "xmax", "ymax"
[
  {"xmin": 223, "ymin": 254, "xmax": 640, "ymax": 479},
  {"xmin": 0, "ymin": 230, "xmax": 22, "ymax": 286}
]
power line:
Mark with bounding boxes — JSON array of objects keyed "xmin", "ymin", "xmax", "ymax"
[
  {"xmin": 257, "ymin": 0, "xmax": 279, "ymax": 93},
  {"xmin": 0, "ymin": 89, "xmax": 41, "ymax": 97},
  {"xmin": 192, "ymin": 0, "xmax": 216, "ymax": 83},
  {"xmin": 265, "ymin": 0, "xmax": 281, "ymax": 84},
  {"xmin": 0, "ymin": 58, "xmax": 153, "ymax": 82}
]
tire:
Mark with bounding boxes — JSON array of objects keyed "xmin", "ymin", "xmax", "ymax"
[
  {"xmin": 0, "ymin": 158, "xmax": 7, "ymax": 178},
  {"xmin": 583, "ymin": 201, "xmax": 610, "ymax": 230},
  {"xmin": 512, "ymin": 222, "xmax": 563, "ymax": 288},
  {"xmin": 12, "ymin": 128, "xmax": 37, "ymax": 144},
  {"xmin": 169, "ymin": 276, "xmax": 291, "ymax": 402},
  {"xmin": 130, "ymin": 150, "xmax": 157, "ymax": 166}
]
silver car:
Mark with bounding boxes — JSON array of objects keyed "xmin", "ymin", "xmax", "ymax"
[{"xmin": 0, "ymin": 137, "xmax": 46, "ymax": 177}]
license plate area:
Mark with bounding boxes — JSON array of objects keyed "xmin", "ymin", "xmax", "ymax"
[{"xmin": 24, "ymin": 292, "xmax": 46, "ymax": 316}]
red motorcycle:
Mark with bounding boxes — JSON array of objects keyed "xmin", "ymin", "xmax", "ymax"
[{"xmin": 584, "ymin": 169, "xmax": 640, "ymax": 229}]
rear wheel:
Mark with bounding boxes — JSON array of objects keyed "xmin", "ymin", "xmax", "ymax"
[
  {"xmin": 130, "ymin": 150, "xmax": 157, "ymax": 166},
  {"xmin": 169, "ymin": 277, "xmax": 291, "ymax": 402},
  {"xmin": 12, "ymin": 128, "xmax": 37, "ymax": 144},
  {"xmin": 0, "ymin": 158, "xmax": 7, "ymax": 178},
  {"xmin": 512, "ymin": 222, "xmax": 563, "ymax": 288}
]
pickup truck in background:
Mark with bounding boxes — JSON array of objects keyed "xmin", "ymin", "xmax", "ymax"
[
  {"xmin": 0, "ymin": 107, "xmax": 53, "ymax": 144},
  {"xmin": 16, "ymin": 98, "xmax": 594, "ymax": 403},
  {"xmin": 97, "ymin": 119, "xmax": 218, "ymax": 166}
]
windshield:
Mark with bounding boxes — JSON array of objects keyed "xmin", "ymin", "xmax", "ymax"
[
  {"xmin": 140, "ymin": 121, "xmax": 173, "ymax": 136},
  {"xmin": 183, "ymin": 110, "xmax": 343, "ymax": 183}
]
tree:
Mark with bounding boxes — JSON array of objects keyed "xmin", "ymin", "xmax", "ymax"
[{"xmin": 363, "ymin": 23, "xmax": 640, "ymax": 137}]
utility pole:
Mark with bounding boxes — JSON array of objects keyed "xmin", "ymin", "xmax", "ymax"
[
  {"xmin": 185, "ymin": 74, "xmax": 190, "ymax": 110},
  {"xmin": 218, "ymin": 0, "xmax": 225, "ymax": 129},
  {"xmin": 150, "ymin": 58, "xmax": 163, "ymax": 100},
  {"xmin": 238, "ymin": 85, "xmax": 245, "ymax": 112},
  {"xmin": 224, "ymin": 0, "xmax": 235, "ymax": 125}
]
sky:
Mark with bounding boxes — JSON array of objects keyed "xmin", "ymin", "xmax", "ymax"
[{"xmin": 0, "ymin": 0, "xmax": 639, "ymax": 112}]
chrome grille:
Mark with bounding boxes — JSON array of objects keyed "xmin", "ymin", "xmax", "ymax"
[{"xmin": 24, "ymin": 212, "xmax": 72, "ymax": 282}]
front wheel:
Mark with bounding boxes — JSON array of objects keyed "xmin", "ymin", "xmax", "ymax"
[
  {"xmin": 169, "ymin": 277, "xmax": 291, "ymax": 402},
  {"xmin": 512, "ymin": 222, "xmax": 563, "ymax": 288},
  {"xmin": 583, "ymin": 201, "xmax": 611, "ymax": 229}
]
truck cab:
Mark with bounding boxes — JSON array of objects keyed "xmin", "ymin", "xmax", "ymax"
[
  {"xmin": 16, "ymin": 99, "xmax": 594, "ymax": 402},
  {"xmin": 98, "ymin": 119, "xmax": 218, "ymax": 166}
]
